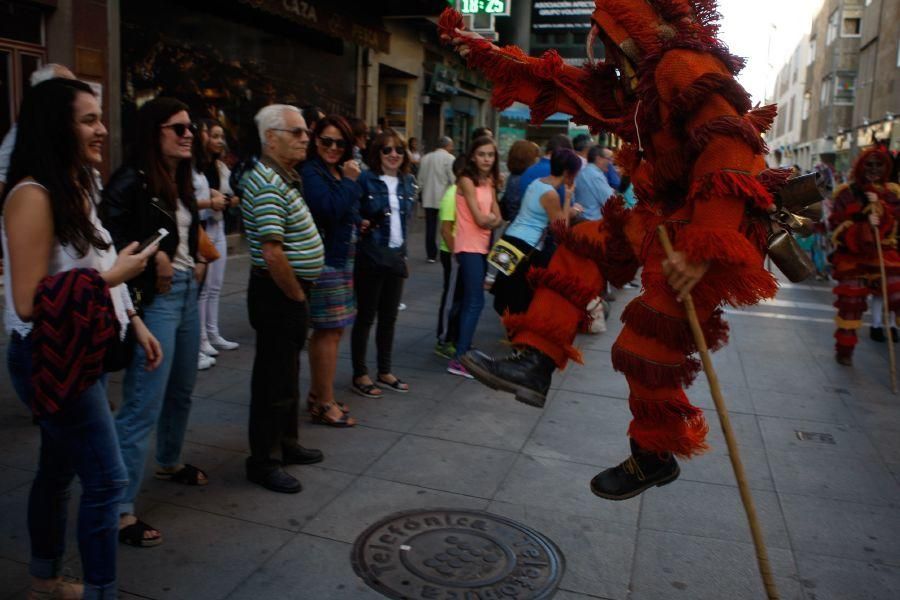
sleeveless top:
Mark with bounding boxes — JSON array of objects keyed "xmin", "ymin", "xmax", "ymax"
[
  {"xmin": 505, "ymin": 180, "xmax": 555, "ymax": 248},
  {"xmin": 454, "ymin": 181, "xmax": 494, "ymax": 254},
  {"xmin": 2, "ymin": 180, "xmax": 133, "ymax": 337}
]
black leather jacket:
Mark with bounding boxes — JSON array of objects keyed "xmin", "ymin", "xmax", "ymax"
[{"xmin": 99, "ymin": 165, "xmax": 199, "ymax": 309}]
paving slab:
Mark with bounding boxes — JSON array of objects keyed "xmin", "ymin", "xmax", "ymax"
[
  {"xmin": 366, "ymin": 434, "xmax": 518, "ymax": 498},
  {"xmin": 488, "ymin": 501, "xmax": 634, "ymax": 600},
  {"xmin": 116, "ymin": 503, "xmax": 295, "ymax": 600},
  {"xmin": 794, "ymin": 552, "xmax": 900, "ymax": 600},
  {"xmin": 225, "ymin": 534, "xmax": 381, "ymax": 600},
  {"xmin": 302, "ymin": 476, "xmax": 488, "ymax": 544}
]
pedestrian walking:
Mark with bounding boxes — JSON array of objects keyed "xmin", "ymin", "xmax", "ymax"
[
  {"xmin": 434, "ymin": 155, "xmax": 468, "ymax": 359},
  {"xmin": 417, "ymin": 136, "xmax": 456, "ymax": 262}
]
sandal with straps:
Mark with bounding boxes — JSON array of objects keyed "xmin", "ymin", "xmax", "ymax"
[
  {"xmin": 306, "ymin": 392, "xmax": 349, "ymax": 414},
  {"xmin": 310, "ymin": 402, "xmax": 356, "ymax": 427},
  {"xmin": 351, "ymin": 378, "xmax": 383, "ymax": 398},
  {"xmin": 376, "ymin": 374, "xmax": 409, "ymax": 393},
  {"xmin": 154, "ymin": 463, "xmax": 209, "ymax": 486},
  {"xmin": 119, "ymin": 518, "xmax": 163, "ymax": 548}
]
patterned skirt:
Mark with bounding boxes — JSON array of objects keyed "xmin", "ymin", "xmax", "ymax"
[{"xmin": 309, "ymin": 260, "xmax": 356, "ymax": 329}]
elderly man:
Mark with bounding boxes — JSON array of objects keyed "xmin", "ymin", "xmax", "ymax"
[
  {"xmin": 418, "ymin": 136, "xmax": 456, "ymax": 262},
  {"xmin": 240, "ymin": 105, "xmax": 325, "ymax": 493},
  {"xmin": 574, "ymin": 146, "xmax": 616, "ymax": 222},
  {"xmin": 0, "ymin": 63, "xmax": 75, "ymax": 198}
]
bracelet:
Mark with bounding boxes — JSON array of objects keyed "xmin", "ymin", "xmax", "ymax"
[{"xmin": 127, "ymin": 311, "xmax": 140, "ymax": 321}]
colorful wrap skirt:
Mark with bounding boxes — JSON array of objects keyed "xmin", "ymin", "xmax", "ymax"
[{"xmin": 309, "ymin": 260, "xmax": 357, "ymax": 330}]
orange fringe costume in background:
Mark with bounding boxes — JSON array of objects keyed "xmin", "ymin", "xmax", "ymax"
[
  {"xmin": 440, "ymin": 0, "xmax": 786, "ymax": 459},
  {"xmin": 830, "ymin": 148, "xmax": 900, "ymax": 364}
]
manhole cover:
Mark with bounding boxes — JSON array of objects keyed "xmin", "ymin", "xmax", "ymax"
[{"xmin": 352, "ymin": 508, "xmax": 565, "ymax": 600}]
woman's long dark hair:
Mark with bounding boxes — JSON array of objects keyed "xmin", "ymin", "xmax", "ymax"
[
  {"xmin": 2, "ymin": 78, "xmax": 108, "ymax": 256},
  {"xmin": 461, "ymin": 136, "xmax": 500, "ymax": 187},
  {"xmin": 308, "ymin": 115, "xmax": 355, "ymax": 166},
  {"xmin": 129, "ymin": 97, "xmax": 194, "ymax": 209}
]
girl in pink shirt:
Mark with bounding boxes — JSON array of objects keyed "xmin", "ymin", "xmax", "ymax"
[{"xmin": 448, "ymin": 136, "xmax": 502, "ymax": 377}]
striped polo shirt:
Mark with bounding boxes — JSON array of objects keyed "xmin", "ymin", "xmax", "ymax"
[{"xmin": 240, "ymin": 157, "xmax": 324, "ymax": 281}]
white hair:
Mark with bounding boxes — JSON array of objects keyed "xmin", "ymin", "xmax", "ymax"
[
  {"xmin": 30, "ymin": 63, "xmax": 73, "ymax": 87},
  {"xmin": 255, "ymin": 104, "xmax": 301, "ymax": 147}
]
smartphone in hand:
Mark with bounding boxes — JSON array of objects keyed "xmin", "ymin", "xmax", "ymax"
[{"xmin": 137, "ymin": 228, "xmax": 169, "ymax": 252}]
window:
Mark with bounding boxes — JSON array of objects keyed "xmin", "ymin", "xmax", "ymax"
[
  {"xmin": 842, "ymin": 9, "xmax": 862, "ymax": 37},
  {"xmin": 834, "ymin": 73, "xmax": 856, "ymax": 105},
  {"xmin": 826, "ymin": 10, "xmax": 839, "ymax": 45},
  {"xmin": 820, "ymin": 77, "xmax": 832, "ymax": 107},
  {"xmin": 787, "ymin": 96, "xmax": 795, "ymax": 132},
  {"xmin": 802, "ymin": 92, "xmax": 811, "ymax": 121},
  {"xmin": 808, "ymin": 38, "xmax": 817, "ymax": 65}
]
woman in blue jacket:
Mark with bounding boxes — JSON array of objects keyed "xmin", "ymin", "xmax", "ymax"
[
  {"xmin": 351, "ymin": 131, "xmax": 415, "ymax": 397},
  {"xmin": 301, "ymin": 116, "xmax": 363, "ymax": 427}
]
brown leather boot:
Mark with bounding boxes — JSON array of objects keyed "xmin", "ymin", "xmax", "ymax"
[{"xmin": 28, "ymin": 577, "xmax": 83, "ymax": 600}]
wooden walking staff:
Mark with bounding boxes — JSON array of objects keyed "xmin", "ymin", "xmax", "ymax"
[
  {"xmin": 657, "ymin": 226, "xmax": 780, "ymax": 600},
  {"xmin": 872, "ymin": 225, "xmax": 898, "ymax": 394}
]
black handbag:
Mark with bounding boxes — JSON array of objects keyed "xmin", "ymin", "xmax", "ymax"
[
  {"xmin": 104, "ymin": 321, "xmax": 136, "ymax": 372},
  {"xmin": 357, "ymin": 240, "xmax": 409, "ymax": 278}
]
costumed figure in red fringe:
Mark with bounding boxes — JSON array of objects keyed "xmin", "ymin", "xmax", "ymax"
[
  {"xmin": 829, "ymin": 148, "xmax": 900, "ymax": 366},
  {"xmin": 439, "ymin": 0, "xmax": 788, "ymax": 500}
]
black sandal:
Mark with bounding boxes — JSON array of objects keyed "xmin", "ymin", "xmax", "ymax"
[
  {"xmin": 119, "ymin": 518, "xmax": 162, "ymax": 547},
  {"xmin": 306, "ymin": 393, "xmax": 349, "ymax": 414},
  {"xmin": 310, "ymin": 402, "xmax": 356, "ymax": 427},
  {"xmin": 154, "ymin": 463, "xmax": 208, "ymax": 486},
  {"xmin": 351, "ymin": 379, "xmax": 383, "ymax": 398},
  {"xmin": 376, "ymin": 375, "xmax": 409, "ymax": 393}
]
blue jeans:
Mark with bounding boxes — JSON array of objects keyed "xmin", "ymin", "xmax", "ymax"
[
  {"xmin": 117, "ymin": 269, "xmax": 200, "ymax": 514},
  {"xmin": 8, "ymin": 333, "xmax": 127, "ymax": 599},
  {"xmin": 455, "ymin": 252, "xmax": 487, "ymax": 358}
]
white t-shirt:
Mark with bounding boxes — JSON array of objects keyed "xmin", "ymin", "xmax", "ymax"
[
  {"xmin": 380, "ymin": 174, "xmax": 404, "ymax": 249},
  {"xmin": 172, "ymin": 200, "xmax": 195, "ymax": 272},
  {"xmin": 2, "ymin": 180, "xmax": 134, "ymax": 338}
]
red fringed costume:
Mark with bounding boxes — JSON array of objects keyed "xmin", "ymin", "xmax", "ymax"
[
  {"xmin": 440, "ymin": 0, "xmax": 784, "ymax": 458},
  {"xmin": 829, "ymin": 148, "xmax": 900, "ymax": 361}
]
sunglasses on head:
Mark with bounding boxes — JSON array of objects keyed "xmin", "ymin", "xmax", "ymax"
[
  {"xmin": 319, "ymin": 136, "xmax": 347, "ymax": 149},
  {"xmin": 160, "ymin": 122, "xmax": 198, "ymax": 138},
  {"xmin": 380, "ymin": 145, "xmax": 404, "ymax": 156}
]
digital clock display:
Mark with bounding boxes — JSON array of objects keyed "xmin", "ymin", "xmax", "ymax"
[{"xmin": 458, "ymin": 0, "xmax": 510, "ymax": 16}]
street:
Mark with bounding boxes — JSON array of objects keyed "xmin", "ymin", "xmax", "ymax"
[{"xmin": 1, "ymin": 225, "xmax": 900, "ymax": 600}]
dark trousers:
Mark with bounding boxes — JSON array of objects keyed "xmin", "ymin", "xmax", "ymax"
[
  {"xmin": 437, "ymin": 249, "xmax": 463, "ymax": 344},
  {"xmin": 425, "ymin": 208, "xmax": 440, "ymax": 260},
  {"xmin": 455, "ymin": 252, "xmax": 488, "ymax": 358},
  {"xmin": 351, "ymin": 266, "xmax": 405, "ymax": 377},
  {"xmin": 247, "ymin": 273, "xmax": 308, "ymax": 470}
]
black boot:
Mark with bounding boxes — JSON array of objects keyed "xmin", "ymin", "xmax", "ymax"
[
  {"xmin": 590, "ymin": 439, "xmax": 680, "ymax": 501},
  {"xmin": 892, "ymin": 327, "xmax": 899, "ymax": 343},
  {"xmin": 871, "ymin": 327, "xmax": 887, "ymax": 342},
  {"xmin": 460, "ymin": 347, "xmax": 556, "ymax": 408}
]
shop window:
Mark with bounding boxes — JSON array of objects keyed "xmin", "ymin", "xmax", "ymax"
[
  {"xmin": 0, "ymin": 47, "xmax": 45, "ymax": 139},
  {"xmin": 0, "ymin": 1, "xmax": 43, "ymax": 46},
  {"xmin": 381, "ymin": 82, "xmax": 410, "ymax": 137}
]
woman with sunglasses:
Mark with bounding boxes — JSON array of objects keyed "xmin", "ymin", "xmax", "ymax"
[
  {"xmin": 100, "ymin": 98, "xmax": 207, "ymax": 548},
  {"xmin": 447, "ymin": 136, "xmax": 503, "ymax": 378},
  {"xmin": 194, "ymin": 119, "xmax": 240, "ymax": 371},
  {"xmin": 300, "ymin": 115, "xmax": 362, "ymax": 426},
  {"xmin": 352, "ymin": 131, "xmax": 416, "ymax": 396}
]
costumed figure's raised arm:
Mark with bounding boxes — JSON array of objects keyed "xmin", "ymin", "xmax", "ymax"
[{"xmin": 438, "ymin": 9, "xmax": 602, "ymax": 127}]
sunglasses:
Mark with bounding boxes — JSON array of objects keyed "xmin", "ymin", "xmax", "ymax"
[
  {"xmin": 160, "ymin": 122, "xmax": 198, "ymax": 138},
  {"xmin": 380, "ymin": 145, "xmax": 405, "ymax": 156},
  {"xmin": 271, "ymin": 127, "xmax": 310, "ymax": 138},
  {"xmin": 319, "ymin": 136, "xmax": 347, "ymax": 149}
]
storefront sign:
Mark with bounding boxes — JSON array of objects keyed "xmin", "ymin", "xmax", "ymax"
[
  {"xmin": 238, "ymin": 0, "xmax": 391, "ymax": 53},
  {"xmin": 429, "ymin": 64, "xmax": 459, "ymax": 96},
  {"xmin": 532, "ymin": 1, "xmax": 593, "ymax": 31}
]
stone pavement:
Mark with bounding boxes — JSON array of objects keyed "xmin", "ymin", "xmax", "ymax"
[{"xmin": 1, "ymin": 226, "xmax": 900, "ymax": 600}]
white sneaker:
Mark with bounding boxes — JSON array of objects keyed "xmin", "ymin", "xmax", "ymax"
[
  {"xmin": 209, "ymin": 334, "xmax": 239, "ymax": 351},
  {"xmin": 398, "ymin": 303, "xmax": 407, "ymax": 311},
  {"xmin": 199, "ymin": 339, "xmax": 219, "ymax": 356},
  {"xmin": 198, "ymin": 353, "xmax": 216, "ymax": 370},
  {"xmin": 586, "ymin": 297, "xmax": 607, "ymax": 334}
]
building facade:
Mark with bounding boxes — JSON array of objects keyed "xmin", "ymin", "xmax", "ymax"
[
  {"xmin": 851, "ymin": 0, "xmax": 899, "ymax": 154},
  {"xmin": 768, "ymin": 35, "xmax": 811, "ymax": 169}
]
